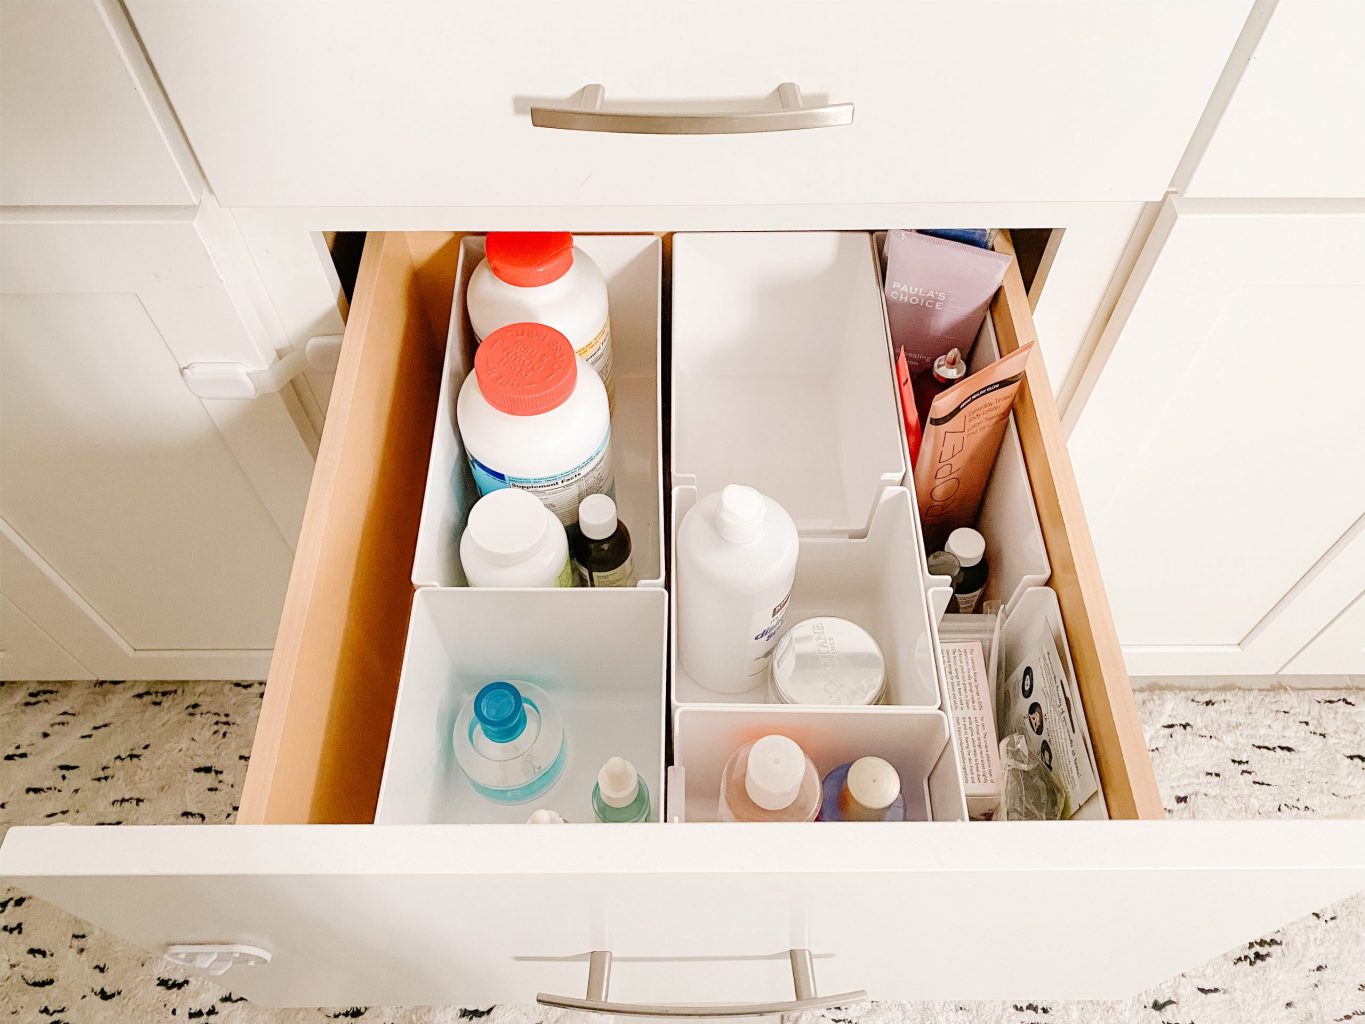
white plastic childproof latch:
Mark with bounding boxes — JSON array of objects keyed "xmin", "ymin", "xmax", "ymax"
[
  {"xmin": 161, "ymin": 943, "xmax": 272, "ymax": 976},
  {"xmin": 181, "ymin": 334, "xmax": 344, "ymax": 400}
]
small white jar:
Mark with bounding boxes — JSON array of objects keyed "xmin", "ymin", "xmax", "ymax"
[
  {"xmin": 769, "ymin": 616, "xmax": 885, "ymax": 706},
  {"xmin": 468, "ymin": 232, "xmax": 614, "ymax": 403},
  {"xmin": 460, "ymin": 488, "xmax": 572, "ymax": 588},
  {"xmin": 457, "ymin": 321, "xmax": 613, "ymax": 526}
]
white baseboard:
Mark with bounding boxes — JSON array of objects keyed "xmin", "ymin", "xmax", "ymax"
[{"xmin": 1130, "ymin": 674, "xmax": 1365, "ymax": 691}]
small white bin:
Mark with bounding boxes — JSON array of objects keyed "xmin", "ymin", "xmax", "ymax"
[
  {"xmin": 673, "ymin": 704, "xmax": 963, "ymax": 823},
  {"xmin": 376, "ymin": 587, "xmax": 666, "ymax": 825},
  {"xmin": 412, "ymin": 234, "xmax": 664, "ymax": 589},
  {"xmin": 671, "ymin": 231, "xmax": 906, "ymax": 536},
  {"xmin": 671, "ymin": 485, "xmax": 940, "ymax": 709}
]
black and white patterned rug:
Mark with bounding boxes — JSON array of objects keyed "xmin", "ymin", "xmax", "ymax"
[{"xmin": 1, "ymin": 680, "xmax": 1362, "ymax": 1023}]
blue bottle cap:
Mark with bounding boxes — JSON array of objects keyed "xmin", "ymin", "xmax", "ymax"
[{"xmin": 474, "ymin": 681, "xmax": 528, "ymax": 744}]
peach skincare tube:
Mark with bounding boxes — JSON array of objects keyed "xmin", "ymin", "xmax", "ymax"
[{"xmin": 914, "ymin": 342, "xmax": 1036, "ymax": 551}]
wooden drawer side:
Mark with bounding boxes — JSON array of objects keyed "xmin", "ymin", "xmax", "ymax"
[
  {"xmin": 991, "ymin": 232, "xmax": 1162, "ymax": 820},
  {"xmin": 238, "ymin": 233, "xmax": 455, "ymax": 824}
]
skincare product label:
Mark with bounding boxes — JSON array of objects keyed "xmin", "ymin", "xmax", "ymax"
[
  {"xmin": 941, "ymin": 639, "xmax": 1002, "ymax": 819},
  {"xmin": 914, "ymin": 343, "xmax": 1035, "ymax": 551},
  {"xmin": 1000, "ymin": 624, "xmax": 1099, "ymax": 816},
  {"xmin": 747, "ymin": 591, "xmax": 791, "ymax": 680},
  {"xmin": 883, "ymin": 230, "xmax": 1010, "ymax": 375}
]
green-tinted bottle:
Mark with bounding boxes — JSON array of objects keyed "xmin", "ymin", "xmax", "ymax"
[{"xmin": 592, "ymin": 756, "xmax": 651, "ymax": 823}]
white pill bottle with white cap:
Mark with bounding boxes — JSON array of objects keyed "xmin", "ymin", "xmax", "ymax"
[{"xmin": 677, "ymin": 484, "xmax": 799, "ymax": 694}]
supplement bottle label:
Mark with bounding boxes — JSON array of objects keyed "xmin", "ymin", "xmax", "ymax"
[
  {"xmin": 746, "ymin": 591, "xmax": 791, "ymax": 680},
  {"xmin": 577, "ymin": 320, "xmax": 614, "ymax": 404},
  {"xmin": 469, "ymin": 430, "xmax": 614, "ymax": 526},
  {"xmin": 953, "ymin": 587, "xmax": 984, "ymax": 614},
  {"xmin": 589, "ymin": 555, "xmax": 636, "ymax": 588}
]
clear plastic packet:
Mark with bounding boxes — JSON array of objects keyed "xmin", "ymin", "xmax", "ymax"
[{"xmin": 997, "ymin": 733, "xmax": 1067, "ymax": 821}]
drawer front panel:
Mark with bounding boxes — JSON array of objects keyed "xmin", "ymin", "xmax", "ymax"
[
  {"xmin": 4, "ymin": 822, "xmax": 1365, "ymax": 1006},
  {"xmin": 126, "ymin": 1, "xmax": 1250, "ymax": 211}
]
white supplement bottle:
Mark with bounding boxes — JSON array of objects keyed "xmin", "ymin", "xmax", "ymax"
[
  {"xmin": 677, "ymin": 484, "xmax": 799, "ymax": 694},
  {"xmin": 467, "ymin": 232, "xmax": 614, "ymax": 404},
  {"xmin": 460, "ymin": 488, "xmax": 573, "ymax": 588},
  {"xmin": 457, "ymin": 322, "xmax": 613, "ymax": 527}
]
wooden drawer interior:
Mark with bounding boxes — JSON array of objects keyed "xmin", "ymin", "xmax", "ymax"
[{"xmin": 238, "ymin": 230, "xmax": 1163, "ymax": 826}]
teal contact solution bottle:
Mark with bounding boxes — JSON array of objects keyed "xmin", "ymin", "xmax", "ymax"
[
  {"xmin": 592, "ymin": 757, "xmax": 651, "ymax": 822},
  {"xmin": 452, "ymin": 680, "xmax": 566, "ymax": 804}
]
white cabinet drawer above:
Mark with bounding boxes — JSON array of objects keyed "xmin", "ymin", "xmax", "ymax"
[
  {"xmin": 0, "ymin": 1, "xmax": 200, "ymax": 206},
  {"xmin": 3, "ymin": 232, "xmax": 1363, "ymax": 1011},
  {"xmin": 125, "ymin": 1, "xmax": 1251, "ymax": 212}
]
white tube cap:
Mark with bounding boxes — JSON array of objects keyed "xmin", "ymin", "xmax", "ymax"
[
  {"xmin": 466, "ymin": 488, "xmax": 551, "ymax": 566},
  {"xmin": 945, "ymin": 527, "xmax": 986, "ymax": 568},
  {"xmin": 744, "ymin": 735, "xmax": 807, "ymax": 810},
  {"xmin": 846, "ymin": 757, "xmax": 901, "ymax": 811},
  {"xmin": 597, "ymin": 756, "xmax": 640, "ymax": 808},
  {"xmin": 579, "ymin": 493, "xmax": 618, "ymax": 541},
  {"xmin": 526, "ymin": 808, "xmax": 568, "ymax": 824}
]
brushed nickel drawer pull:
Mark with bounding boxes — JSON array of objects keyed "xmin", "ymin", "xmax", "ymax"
[
  {"xmin": 530, "ymin": 82, "xmax": 853, "ymax": 135},
  {"xmin": 536, "ymin": 948, "xmax": 867, "ymax": 1017}
]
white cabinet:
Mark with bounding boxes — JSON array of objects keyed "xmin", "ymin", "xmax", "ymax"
[
  {"xmin": 1185, "ymin": 1, "xmax": 1365, "ymax": 199},
  {"xmin": 1284, "ymin": 587, "xmax": 1365, "ymax": 675},
  {"xmin": 1067, "ymin": 199, "xmax": 1365, "ymax": 676},
  {"xmin": 0, "ymin": 593, "xmax": 92, "ymax": 681},
  {"xmin": 125, "ymin": 0, "xmax": 1250, "ymax": 209},
  {"xmin": 0, "ymin": 0, "xmax": 200, "ymax": 206},
  {"xmin": 0, "ymin": 209, "xmax": 317, "ymax": 680}
]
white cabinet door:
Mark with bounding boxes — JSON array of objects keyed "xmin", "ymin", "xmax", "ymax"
[
  {"xmin": 1284, "ymin": 587, "xmax": 1365, "ymax": 675},
  {"xmin": 0, "ymin": 0, "xmax": 200, "ymax": 206},
  {"xmin": 1185, "ymin": 1, "xmax": 1365, "ymax": 198},
  {"xmin": 0, "ymin": 210, "xmax": 316, "ymax": 680},
  {"xmin": 1067, "ymin": 200, "xmax": 1365, "ymax": 676},
  {"xmin": 0, "ymin": 595, "xmax": 92, "ymax": 681},
  {"xmin": 125, "ymin": 0, "xmax": 1249, "ymax": 210}
]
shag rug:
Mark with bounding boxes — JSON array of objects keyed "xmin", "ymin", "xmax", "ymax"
[{"xmin": 1, "ymin": 679, "xmax": 1362, "ymax": 1024}]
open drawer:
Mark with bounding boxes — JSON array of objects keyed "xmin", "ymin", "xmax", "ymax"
[{"xmin": 3, "ymin": 232, "xmax": 1363, "ymax": 1010}]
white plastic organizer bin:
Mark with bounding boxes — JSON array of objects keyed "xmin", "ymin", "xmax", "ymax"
[
  {"xmin": 670, "ymin": 232, "xmax": 906, "ymax": 536},
  {"xmin": 376, "ymin": 587, "xmax": 667, "ymax": 825},
  {"xmin": 871, "ymin": 231, "xmax": 1050, "ymax": 620},
  {"xmin": 673, "ymin": 705, "xmax": 964, "ymax": 823},
  {"xmin": 412, "ymin": 234, "xmax": 664, "ymax": 589},
  {"xmin": 671, "ymin": 485, "xmax": 940, "ymax": 709}
]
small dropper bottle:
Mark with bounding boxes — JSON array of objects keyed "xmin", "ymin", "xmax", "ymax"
[
  {"xmin": 592, "ymin": 756, "xmax": 652, "ymax": 822},
  {"xmin": 914, "ymin": 347, "xmax": 969, "ymax": 425},
  {"xmin": 571, "ymin": 494, "xmax": 636, "ymax": 587}
]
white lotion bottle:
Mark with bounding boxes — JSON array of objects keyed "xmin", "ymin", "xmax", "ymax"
[{"xmin": 678, "ymin": 484, "xmax": 799, "ymax": 694}]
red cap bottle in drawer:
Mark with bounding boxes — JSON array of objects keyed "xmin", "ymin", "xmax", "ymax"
[
  {"xmin": 458, "ymin": 322, "xmax": 613, "ymax": 526},
  {"xmin": 471, "ymin": 232, "xmax": 615, "ymax": 404},
  {"xmin": 484, "ymin": 231, "xmax": 574, "ymax": 286}
]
